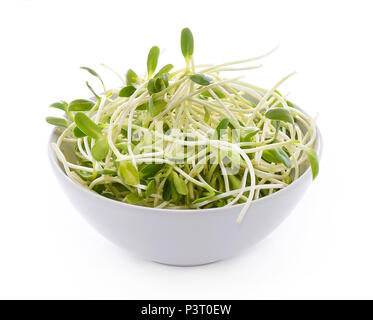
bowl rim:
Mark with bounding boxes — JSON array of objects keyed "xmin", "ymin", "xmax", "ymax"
[{"xmin": 48, "ymin": 107, "xmax": 323, "ymax": 215}]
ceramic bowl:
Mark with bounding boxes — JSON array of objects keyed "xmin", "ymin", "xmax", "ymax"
[{"xmin": 48, "ymin": 113, "xmax": 322, "ymax": 266}]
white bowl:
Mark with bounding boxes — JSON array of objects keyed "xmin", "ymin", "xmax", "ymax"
[{"xmin": 48, "ymin": 118, "xmax": 322, "ymax": 266}]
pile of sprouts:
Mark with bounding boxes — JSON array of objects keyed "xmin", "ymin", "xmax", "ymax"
[{"xmin": 47, "ymin": 28, "xmax": 319, "ymax": 223}]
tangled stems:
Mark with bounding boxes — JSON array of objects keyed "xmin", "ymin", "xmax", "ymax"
[{"xmin": 47, "ymin": 28, "xmax": 319, "ymax": 223}]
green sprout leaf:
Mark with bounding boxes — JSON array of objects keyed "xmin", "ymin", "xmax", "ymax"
[
  {"xmin": 125, "ymin": 192, "xmax": 143, "ymax": 204},
  {"xmin": 118, "ymin": 85, "xmax": 136, "ymax": 97},
  {"xmin": 68, "ymin": 99, "xmax": 95, "ymax": 112},
  {"xmin": 172, "ymin": 171, "xmax": 188, "ymax": 195},
  {"xmin": 149, "ymin": 96, "xmax": 167, "ymax": 117},
  {"xmin": 80, "ymin": 66, "xmax": 106, "ymax": 91},
  {"xmin": 49, "ymin": 101, "xmax": 68, "ymax": 111},
  {"xmin": 74, "ymin": 112, "xmax": 102, "ymax": 140},
  {"xmin": 200, "ymin": 87, "xmax": 225, "ymax": 99},
  {"xmin": 155, "ymin": 77, "xmax": 166, "ymax": 92},
  {"xmin": 97, "ymin": 169, "xmax": 117, "ymax": 175},
  {"xmin": 91, "ymin": 137, "xmax": 109, "ymax": 161},
  {"xmin": 147, "ymin": 46, "xmax": 160, "ymax": 78},
  {"xmin": 262, "ymin": 148, "xmax": 291, "ymax": 168},
  {"xmin": 126, "ymin": 69, "xmax": 140, "ymax": 86},
  {"xmin": 147, "ymin": 78, "xmax": 166, "ymax": 94},
  {"xmin": 203, "ymin": 106, "xmax": 210, "ymax": 123},
  {"xmin": 181, "ymin": 27, "xmax": 194, "ymax": 60},
  {"xmin": 162, "ymin": 178, "xmax": 172, "ymax": 201},
  {"xmin": 228, "ymin": 175, "xmax": 242, "ymax": 190},
  {"xmin": 154, "ymin": 64, "xmax": 174, "ymax": 78},
  {"xmin": 297, "ymin": 145, "xmax": 319, "ymax": 179},
  {"xmin": 85, "ymin": 81, "xmax": 100, "ymax": 100},
  {"xmin": 145, "ymin": 180, "xmax": 156, "ymax": 197},
  {"xmin": 140, "ymin": 163, "xmax": 164, "ymax": 179},
  {"xmin": 241, "ymin": 127, "xmax": 260, "ymax": 142},
  {"xmin": 73, "ymin": 126, "xmax": 87, "ymax": 138},
  {"xmin": 265, "ymin": 107, "xmax": 294, "ymax": 124},
  {"xmin": 46, "ymin": 117, "xmax": 69, "ymax": 128},
  {"xmin": 213, "ymin": 118, "xmax": 230, "ymax": 140},
  {"xmin": 192, "ymin": 193, "xmax": 216, "ymax": 204},
  {"xmin": 119, "ymin": 160, "xmax": 140, "ymax": 186},
  {"xmin": 190, "ymin": 74, "xmax": 213, "ymax": 86}
]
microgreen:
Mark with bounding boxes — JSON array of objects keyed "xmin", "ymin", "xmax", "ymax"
[
  {"xmin": 126, "ymin": 69, "xmax": 140, "ymax": 86},
  {"xmin": 140, "ymin": 163, "xmax": 164, "ymax": 179},
  {"xmin": 46, "ymin": 117, "xmax": 69, "ymax": 128},
  {"xmin": 190, "ymin": 74, "xmax": 213, "ymax": 86},
  {"xmin": 68, "ymin": 99, "xmax": 95, "ymax": 112},
  {"xmin": 213, "ymin": 118, "xmax": 230, "ymax": 140},
  {"xmin": 74, "ymin": 112, "xmax": 102, "ymax": 140},
  {"xmin": 119, "ymin": 160, "xmax": 140, "ymax": 186},
  {"xmin": 91, "ymin": 137, "xmax": 109, "ymax": 161},
  {"xmin": 147, "ymin": 46, "xmax": 160, "ymax": 78},
  {"xmin": 265, "ymin": 107, "xmax": 294, "ymax": 124},
  {"xmin": 296, "ymin": 145, "xmax": 319, "ymax": 179},
  {"xmin": 149, "ymin": 96, "xmax": 167, "ymax": 117},
  {"xmin": 262, "ymin": 148, "xmax": 291, "ymax": 168},
  {"xmin": 154, "ymin": 64, "xmax": 174, "ymax": 79},
  {"xmin": 181, "ymin": 28, "xmax": 194, "ymax": 60},
  {"xmin": 48, "ymin": 27, "xmax": 319, "ymax": 223},
  {"xmin": 172, "ymin": 171, "xmax": 188, "ymax": 195},
  {"xmin": 119, "ymin": 85, "xmax": 136, "ymax": 97},
  {"xmin": 80, "ymin": 66, "xmax": 106, "ymax": 92},
  {"xmin": 49, "ymin": 101, "xmax": 68, "ymax": 111}
]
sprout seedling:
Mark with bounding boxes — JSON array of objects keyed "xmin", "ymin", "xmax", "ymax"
[{"xmin": 46, "ymin": 28, "xmax": 319, "ymax": 223}]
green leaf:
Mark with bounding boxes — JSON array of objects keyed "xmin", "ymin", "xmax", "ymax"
[
  {"xmin": 147, "ymin": 46, "xmax": 160, "ymax": 78},
  {"xmin": 190, "ymin": 74, "xmax": 213, "ymax": 86},
  {"xmin": 140, "ymin": 163, "xmax": 164, "ymax": 179},
  {"xmin": 172, "ymin": 171, "xmax": 188, "ymax": 195},
  {"xmin": 73, "ymin": 126, "xmax": 87, "ymax": 138},
  {"xmin": 119, "ymin": 160, "xmax": 140, "ymax": 186},
  {"xmin": 228, "ymin": 175, "xmax": 242, "ymax": 190},
  {"xmin": 49, "ymin": 101, "xmax": 67, "ymax": 111},
  {"xmin": 80, "ymin": 66, "xmax": 105, "ymax": 91},
  {"xmin": 265, "ymin": 107, "xmax": 294, "ymax": 124},
  {"xmin": 297, "ymin": 145, "xmax": 319, "ymax": 179},
  {"xmin": 160, "ymin": 73, "xmax": 169, "ymax": 87},
  {"xmin": 273, "ymin": 120, "xmax": 280, "ymax": 140},
  {"xmin": 126, "ymin": 69, "xmax": 139, "ymax": 86},
  {"xmin": 149, "ymin": 96, "xmax": 167, "ymax": 117},
  {"xmin": 118, "ymin": 85, "xmax": 136, "ymax": 97},
  {"xmin": 241, "ymin": 127, "xmax": 260, "ymax": 142},
  {"xmin": 200, "ymin": 87, "xmax": 225, "ymax": 99},
  {"xmin": 74, "ymin": 112, "xmax": 102, "ymax": 140},
  {"xmin": 91, "ymin": 137, "xmax": 109, "ymax": 161},
  {"xmin": 125, "ymin": 192, "xmax": 143, "ymax": 204},
  {"xmin": 203, "ymin": 106, "xmax": 210, "ymax": 123},
  {"xmin": 68, "ymin": 99, "xmax": 95, "ymax": 112},
  {"xmin": 162, "ymin": 178, "xmax": 172, "ymax": 201},
  {"xmin": 286, "ymin": 100, "xmax": 295, "ymax": 108},
  {"xmin": 155, "ymin": 77, "xmax": 166, "ymax": 92},
  {"xmin": 137, "ymin": 103, "xmax": 148, "ymax": 110},
  {"xmin": 213, "ymin": 118, "xmax": 230, "ymax": 139},
  {"xmin": 85, "ymin": 81, "xmax": 100, "ymax": 99},
  {"xmin": 192, "ymin": 193, "xmax": 216, "ymax": 204},
  {"xmin": 153, "ymin": 64, "xmax": 174, "ymax": 78},
  {"xmin": 147, "ymin": 79, "xmax": 156, "ymax": 94},
  {"xmin": 145, "ymin": 180, "xmax": 156, "ymax": 197},
  {"xmin": 46, "ymin": 117, "xmax": 69, "ymax": 128},
  {"xmin": 97, "ymin": 169, "xmax": 117, "ymax": 175},
  {"xmin": 181, "ymin": 28, "xmax": 194, "ymax": 59},
  {"xmin": 262, "ymin": 148, "xmax": 291, "ymax": 168}
]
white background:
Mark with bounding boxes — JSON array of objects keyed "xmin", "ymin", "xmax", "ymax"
[{"xmin": 0, "ymin": 0, "xmax": 372, "ymax": 299}]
